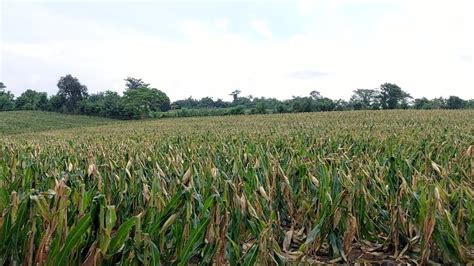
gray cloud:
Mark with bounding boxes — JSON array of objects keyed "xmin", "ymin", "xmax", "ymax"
[
  {"xmin": 459, "ymin": 55, "xmax": 472, "ymax": 63},
  {"xmin": 287, "ymin": 70, "xmax": 327, "ymax": 80}
]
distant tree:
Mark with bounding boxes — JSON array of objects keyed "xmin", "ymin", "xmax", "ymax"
[
  {"xmin": 227, "ymin": 105, "xmax": 245, "ymax": 115},
  {"xmin": 57, "ymin": 74, "xmax": 88, "ymax": 113},
  {"xmin": 251, "ymin": 102, "xmax": 266, "ymax": 114},
  {"xmin": 378, "ymin": 83, "xmax": 411, "ymax": 109},
  {"xmin": 400, "ymin": 98, "xmax": 411, "ymax": 109},
  {"xmin": 198, "ymin": 97, "xmax": 215, "ymax": 108},
  {"xmin": 102, "ymin": 91, "xmax": 123, "ymax": 118},
  {"xmin": 214, "ymin": 98, "xmax": 230, "ymax": 108},
  {"xmin": 467, "ymin": 99, "xmax": 474, "ymax": 109},
  {"xmin": 414, "ymin": 97, "xmax": 431, "ymax": 109},
  {"xmin": 48, "ymin": 95, "xmax": 67, "ymax": 112},
  {"xmin": 314, "ymin": 97, "xmax": 336, "ymax": 111},
  {"xmin": 350, "ymin": 89, "xmax": 380, "ymax": 110},
  {"xmin": 0, "ymin": 96, "xmax": 14, "ymax": 111},
  {"xmin": 172, "ymin": 96, "xmax": 223, "ymax": 109},
  {"xmin": 124, "ymin": 77, "xmax": 150, "ymax": 90},
  {"xmin": 0, "ymin": 84, "xmax": 15, "ymax": 111},
  {"xmin": 230, "ymin": 90, "xmax": 241, "ymax": 103},
  {"xmin": 173, "ymin": 97, "xmax": 196, "ymax": 109},
  {"xmin": 431, "ymin": 97, "xmax": 447, "ymax": 109},
  {"xmin": 310, "ymin": 90, "xmax": 322, "ymax": 100},
  {"xmin": 276, "ymin": 103, "xmax": 289, "ymax": 113},
  {"xmin": 78, "ymin": 90, "xmax": 124, "ymax": 118},
  {"xmin": 121, "ymin": 87, "xmax": 170, "ymax": 119},
  {"xmin": 289, "ymin": 96, "xmax": 313, "ymax": 113},
  {"xmin": 413, "ymin": 96, "xmax": 468, "ymax": 110},
  {"xmin": 446, "ymin": 96, "xmax": 466, "ymax": 109},
  {"xmin": 15, "ymin": 89, "xmax": 48, "ymax": 111},
  {"xmin": 79, "ymin": 93, "xmax": 106, "ymax": 116},
  {"xmin": 234, "ymin": 96, "xmax": 252, "ymax": 107},
  {"xmin": 249, "ymin": 97, "xmax": 279, "ymax": 111},
  {"xmin": 333, "ymin": 99, "xmax": 350, "ymax": 111}
]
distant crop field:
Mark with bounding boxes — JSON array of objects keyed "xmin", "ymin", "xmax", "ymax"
[
  {"xmin": 0, "ymin": 110, "xmax": 473, "ymax": 264},
  {"xmin": 0, "ymin": 111, "xmax": 117, "ymax": 136}
]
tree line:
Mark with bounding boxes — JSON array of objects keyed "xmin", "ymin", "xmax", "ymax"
[
  {"xmin": 0, "ymin": 75, "xmax": 472, "ymax": 119},
  {"xmin": 0, "ymin": 76, "xmax": 170, "ymax": 119}
]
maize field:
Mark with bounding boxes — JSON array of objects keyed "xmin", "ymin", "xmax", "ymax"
[{"xmin": 0, "ymin": 110, "xmax": 473, "ymax": 265}]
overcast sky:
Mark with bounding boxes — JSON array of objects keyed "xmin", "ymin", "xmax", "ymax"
[{"xmin": 1, "ymin": 0, "xmax": 473, "ymax": 101}]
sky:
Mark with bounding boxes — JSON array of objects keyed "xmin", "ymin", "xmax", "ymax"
[{"xmin": 1, "ymin": 0, "xmax": 473, "ymax": 101}]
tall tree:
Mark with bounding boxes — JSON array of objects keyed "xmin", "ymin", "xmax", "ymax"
[
  {"xmin": 121, "ymin": 87, "xmax": 170, "ymax": 119},
  {"xmin": 446, "ymin": 96, "xmax": 466, "ymax": 109},
  {"xmin": 0, "ymin": 83, "xmax": 15, "ymax": 111},
  {"xmin": 125, "ymin": 77, "xmax": 150, "ymax": 90},
  {"xmin": 350, "ymin": 89, "xmax": 379, "ymax": 110},
  {"xmin": 57, "ymin": 74, "xmax": 88, "ymax": 113},
  {"xmin": 378, "ymin": 83, "xmax": 411, "ymax": 109},
  {"xmin": 310, "ymin": 90, "xmax": 322, "ymax": 100},
  {"xmin": 229, "ymin": 90, "xmax": 241, "ymax": 103}
]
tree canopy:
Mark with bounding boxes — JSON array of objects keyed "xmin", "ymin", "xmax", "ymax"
[
  {"xmin": 0, "ymin": 83, "xmax": 15, "ymax": 111},
  {"xmin": 57, "ymin": 74, "xmax": 89, "ymax": 113},
  {"xmin": 122, "ymin": 87, "xmax": 171, "ymax": 119},
  {"xmin": 124, "ymin": 77, "xmax": 150, "ymax": 90},
  {"xmin": 379, "ymin": 83, "xmax": 412, "ymax": 109},
  {"xmin": 229, "ymin": 90, "xmax": 241, "ymax": 103},
  {"xmin": 15, "ymin": 89, "xmax": 48, "ymax": 111},
  {"xmin": 350, "ymin": 89, "xmax": 379, "ymax": 110},
  {"xmin": 1, "ymin": 78, "xmax": 472, "ymax": 119}
]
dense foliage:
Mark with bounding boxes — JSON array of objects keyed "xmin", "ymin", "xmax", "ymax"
[
  {"xmin": 14, "ymin": 90, "xmax": 49, "ymax": 111},
  {"xmin": 0, "ymin": 83, "xmax": 15, "ymax": 111},
  {"xmin": 57, "ymin": 75, "xmax": 89, "ymax": 113},
  {"xmin": 121, "ymin": 87, "xmax": 171, "ymax": 119},
  {"xmin": 0, "ymin": 110, "xmax": 473, "ymax": 264},
  {"xmin": 1, "ymin": 78, "xmax": 473, "ymax": 119},
  {"xmin": 0, "ymin": 77, "xmax": 171, "ymax": 119}
]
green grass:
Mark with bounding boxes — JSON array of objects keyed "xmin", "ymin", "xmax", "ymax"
[
  {"xmin": 0, "ymin": 110, "xmax": 473, "ymax": 264},
  {"xmin": 0, "ymin": 111, "xmax": 118, "ymax": 136}
]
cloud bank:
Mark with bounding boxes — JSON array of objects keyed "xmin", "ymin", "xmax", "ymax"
[{"xmin": 1, "ymin": 0, "xmax": 473, "ymax": 101}]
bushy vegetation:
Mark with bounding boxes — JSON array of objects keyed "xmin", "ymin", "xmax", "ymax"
[
  {"xmin": 1, "ymin": 79, "xmax": 473, "ymax": 120},
  {"xmin": 0, "ymin": 110, "xmax": 473, "ymax": 264},
  {"xmin": 170, "ymin": 85, "xmax": 474, "ymax": 114},
  {"xmin": 0, "ymin": 111, "xmax": 116, "ymax": 136},
  {"xmin": 0, "ymin": 78, "xmax": 171, "ymax": 119}
]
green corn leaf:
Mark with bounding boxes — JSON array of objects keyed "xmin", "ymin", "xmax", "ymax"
[
  {"xmin": 178, "ymin": 216, "xmax": 210, "ymax": 266},
  {"xmin": 303, "ymin": 214, "xmax": 327, "ymax": 247},
  {"xmin": 108, "ymin": 215, "xmax": 137, "ymax": 255},
  {"xmin": 52, "ymin": 214, "xmax": 92, "ymax": 266},
  {"xmin": 149, "ymin": 240, "xmax": 161, "ymax": 266},
  {"xmin": 242, "ymin": 244, "xmax": 258, "ymax": 266}
]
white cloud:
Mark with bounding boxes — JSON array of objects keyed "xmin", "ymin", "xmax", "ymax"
[
  {"xmin": 215, "ymin": 18, "xmax": 229, "ymax": 31},
  {"xmin": 250, "ymin": 21, "xmax": 273, "ymax": 40},
  {"xmin": 1, "ymin": 1, "xmax": 473, "ymax": 101}
]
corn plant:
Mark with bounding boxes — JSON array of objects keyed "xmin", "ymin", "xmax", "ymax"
[{"xmin": 0, "ymin": 110, "xmax": 473, "ymax": 264}]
